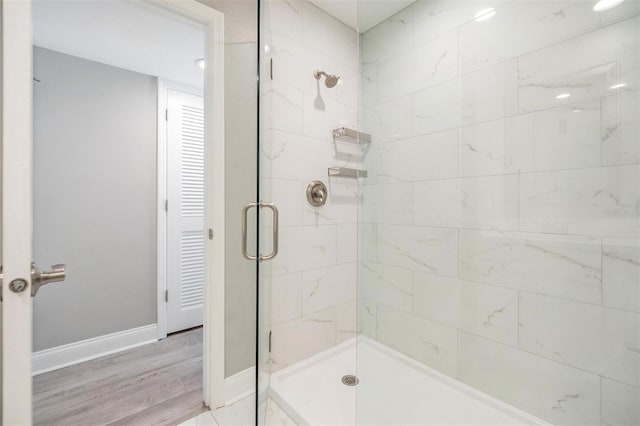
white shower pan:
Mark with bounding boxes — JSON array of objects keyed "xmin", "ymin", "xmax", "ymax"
[{"xmin": 270, "ymin": 337, "xmax": 549, "ymax": 425}]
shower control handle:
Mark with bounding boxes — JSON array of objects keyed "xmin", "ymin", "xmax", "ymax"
[{"xmin": 307, "ymin": 181, "xmax": 328, "ymax": 207}]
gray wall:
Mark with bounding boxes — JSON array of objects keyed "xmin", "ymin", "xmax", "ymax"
[
  {"xmin": 197, "ymin": 0, "xmax": 258, "ymax": 378},
  {"xmin": 33, "ymin": 46, "xmax": 157, "ymax": 351}
]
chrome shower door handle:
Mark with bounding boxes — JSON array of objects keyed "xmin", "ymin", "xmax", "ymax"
[
  {"xmin": 242, "ymin": 202, "xmax": 259, "ymax": 260},
  {"xmin": 260, "ymin": 202, "xmax": 279, "ymax": 262}
]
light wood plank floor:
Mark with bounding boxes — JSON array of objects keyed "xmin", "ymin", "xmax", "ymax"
[{"xmin": 34, "ymin": 327, "xmax": 208, "ymax": 426}]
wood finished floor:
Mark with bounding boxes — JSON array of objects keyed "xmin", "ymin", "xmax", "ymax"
[{"xmin": 33, "ymin": 327, "xmax": 208, "ymax": 426}]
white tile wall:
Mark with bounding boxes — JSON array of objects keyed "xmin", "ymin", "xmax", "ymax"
[
  {"xmin": 359, "ymin": 1, "xmax": 640, "ymax": 423},
  {"xmin": 262, "ymin": 0, "xmax": 359, "ymax": 373}
]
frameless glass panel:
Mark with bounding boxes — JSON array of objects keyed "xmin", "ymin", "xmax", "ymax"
[
  {"xmin": 257, "ymin": 0, "xmax": 361, "ymax": 424},
  {"xmin": 357, "ymin": 0, "xmax": 640, "ymax": 425}
]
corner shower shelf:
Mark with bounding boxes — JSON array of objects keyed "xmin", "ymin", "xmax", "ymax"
[
  {"xmin": 328, "ymin": 167, "xmax": 368, "ymax": 179},
  {"xmin": 332, "ymin": 127, "xmax": 371, "ymax": 145}
]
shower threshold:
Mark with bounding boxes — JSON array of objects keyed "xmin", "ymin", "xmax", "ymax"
[{"xmin": 269, "ymin": 336, "xmax": 549, "ymax": 425}]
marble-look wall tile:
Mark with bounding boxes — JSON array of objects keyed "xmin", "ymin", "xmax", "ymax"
[
  {"xmin": 337, "ymin": 223, "xmax": 357, "ymax": 264},
  {"xmin": 412, "ymin": 272, "xmax": 461, "ymax": 329},
  {"xmin": 270, "ymin": 308, "xmax": 336, "ymax": 372},
  {"xmin": 357, "ymin": 298, "xmax": 377, "ymax": 339},
  {"xmin": 413, "ymin": 175, "xmax": 518, "ymax": 231},
  {"xmin": 262, "ymin": 131, "xmax": 333, "ymax": 180},
  {"xmin": 532, "ymin": 100, "xmax": 601, "ymax": 171},
  {"xmin": 461, "ymin": 230, "xmax": 602, "ymax": 304},
  {"xmin": 458, "ymin": 280, "xmax": 518, "ymax": 347},
  {"xmin": 601, "ymin": 378, "xmax": 640, "ymax": 426},
  {"xmin": 459, "ymin": 1, "xmax": 599, "ymax": 74},
  {"xmin": 362, "ymin": 182, "xmax": 413, "ymax": 225},
  {"xmin": 303, "ymin": 92, "xmax": 356, "ymax": 141},
  {"xmin": 377, "ymin": 305, "xmax": 458, "ymax": 376},
  {"xmin": 270, "ymin": 179, "xmax": 305, "ymax": 227},
  {"xmin": 459, "ymin": 115, "xmax": 534, "ymax": 177},
  {"xmin": 360, "ymin": 6, "xmax": 413, "ymax": 65},
  {"xmin": 519, "ymin": 165, "xmax": 640, "ymax": 237},
  {"xmin": 365, "ymin": 95, "xmax": 414, "ymax": 142},
  {"xmin": 302, "ymin": 263, "xmax": 356, "ymax": 315},
  {"xmin": 599, "ymin": 0, "xmax": 640, "ymax": 26},
  {"xmin": 413, "ymin": 273, "xmax": 518, "ymax": 346},
  {"xmin": 376, "ymin": 31, "xmax": 458, "ymax": 104},
  {"xmin": 264, "ymin": 0, "xmax": 303, "ymax": 43},
  {"xmin": 270, "ymin": 273, "xmax": 303, "ymax": 325},
  {"xmin": 374, "ymin": 130, "xmax": 459, "ymax": 183},
  {"xmin": 268, "ymin": 32, "xmax": 307, "ymax": 93},
  {"xmin": 272, "ymin": 225, "xmax": 337, "ymax": 275},
  {"xmin": 377, "ymin": 224, "xmax": 459, "ymax": 276},
  {"xmin": 413, "ymin": 78, "xmax": 460, "ymax": 135},
  {"xmin": 519, "ymin": 293, "xmax": 640, "ymax": 387},
  {"xmin": 361, "ymin": 261, "xmax": 413, "ymax": 312},
  {"xmin": 302, "ymin": 1, "xmax": 357, "ymax": 69},
  {"xmin": 603, "ymin": 237, "xmax": 640, "ymax": 313},
  {"xmin": 411, "ymin": 0, "xmax": 507, "ymax": 46},
  {"xmin": 602, "ymin": 91, "xmax": 640, "ymax": 166},
  {"xmin": 262, "ymin": 81, "xmax": 304, "ymax": 134},
  {"xmin": 336, "ymin": 300, "xmax": 357, "ymax": 344},
  {"xmin": 518, "ymin": 17, "xmax": 639, "ymax": 113},
  {"xmin": 459, "ymin": 332, "xmax": 601, "ymax": 425},
  {"xmin": 412, "ymin": 179, "xmax": 462, "ymax": 229},
  {"xmin": 460, "ymin": 59, "xmax": 518, "ymax": 126}
]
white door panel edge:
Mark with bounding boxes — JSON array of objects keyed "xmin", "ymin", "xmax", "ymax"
[{"xmin": 2, "ymin": 0, "xmax": 34, "ymax": 423}]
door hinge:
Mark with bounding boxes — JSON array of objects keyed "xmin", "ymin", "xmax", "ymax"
[
  {"xmin": 270, "ymin": 58, "xmax": 273, "ymax": 80},
  {"xmin": 165, "ymin": 200, "xmax": 168, "ymax": 211},
  {"xmin": 165, "ymin": 108, "xmax": 168, "ymax": 121},
  {"xmin": 165, "ymin": 290, "xmax": 168, "ymax": 302},
  {"xmin": 208, "ymin": 228, "xmax": 214, "ymax": 240},
  {"xmin": 268, "ymin": 330, "xmax": 272, "ymax": 353}
]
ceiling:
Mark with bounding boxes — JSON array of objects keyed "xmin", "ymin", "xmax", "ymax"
[
  {"xmin": 32, "ymin": 1, "xmax": 205, "ymax": 88},
  {"xmin": 308, "ymin": 0, "xmax": 416, "ymax": 32}
]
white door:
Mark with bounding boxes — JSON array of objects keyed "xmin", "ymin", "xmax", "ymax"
[
  {"xmin": 2, "ymin": 1, "xmax": 34, "ymax": 423},
  {"xmin": 166, "ymin": 89, "xmax": 206, "ymax": 333}
]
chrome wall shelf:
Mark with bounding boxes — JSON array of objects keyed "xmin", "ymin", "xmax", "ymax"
[
  {"xmin": 332, "ymin": 127, "xmax": 371, "ymax": 144},
  {"xmin": 328, "ymin": 167, "xmax": 368, "ymax": 178}
]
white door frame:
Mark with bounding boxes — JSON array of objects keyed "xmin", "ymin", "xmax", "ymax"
[
  {"xmin": 1, "ymin": 0, "xmax": 227, "ymax": 418},
  {"xmin": 156, "ymin": 78, "xmax": 205, "ymax": 341}
]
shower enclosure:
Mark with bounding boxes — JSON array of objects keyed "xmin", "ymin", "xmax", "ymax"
[{"xmin": 256, "ymin": 0, "xmax": 640, "ymax": 424}]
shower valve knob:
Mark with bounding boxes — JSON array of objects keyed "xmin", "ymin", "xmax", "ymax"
[{"xmin": 307, "ymin": 181, "xmax": 328, "ymax": 207}]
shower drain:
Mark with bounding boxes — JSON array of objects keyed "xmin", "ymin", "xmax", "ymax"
[{"xmin": 341, "ymin": 375, "xmax": 359, "ymax": 386}]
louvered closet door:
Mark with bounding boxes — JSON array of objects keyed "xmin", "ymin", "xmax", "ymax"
[{"xmin": 166, "ymin": 88, "xmax": 205, "ymax": 333}]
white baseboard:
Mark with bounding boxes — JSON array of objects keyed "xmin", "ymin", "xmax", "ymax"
[
  {"xmin": 32, "ymin": 324, "xmax": 158, "ymax": 375},
  {"xmin": 223, "ymin": 366, "xmax": 255, "ymax": 405}
]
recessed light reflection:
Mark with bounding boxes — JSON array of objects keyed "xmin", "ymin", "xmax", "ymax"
[
  {"xmin": 573, "ymin": 108, "xmax": 583, "ymax": 113},
  {"xmin": 473, "ymin": 8, "xmax": 496, "ymax": 22},
  {"xmin": 195, "ymin": 58, "xmax": 205, "ymax": 70},
  {"xmin": 264, "ymin": 45, "xmax": 271, "ymax": 53},
  {"xmin": 609, "ymin": 83, "xmax": 627, "ymax": 89},
  {"xmin": 593, "ymin": 0, "xmax": 624, "ymax": 11},
  {"xmin": 556, "ymin": 93, "xmax": 571, "ymax": 99}
]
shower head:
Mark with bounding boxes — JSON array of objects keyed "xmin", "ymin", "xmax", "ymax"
[{"xmin": 314, "ymin": 70, "xmax": 340, "ymax": 88}]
